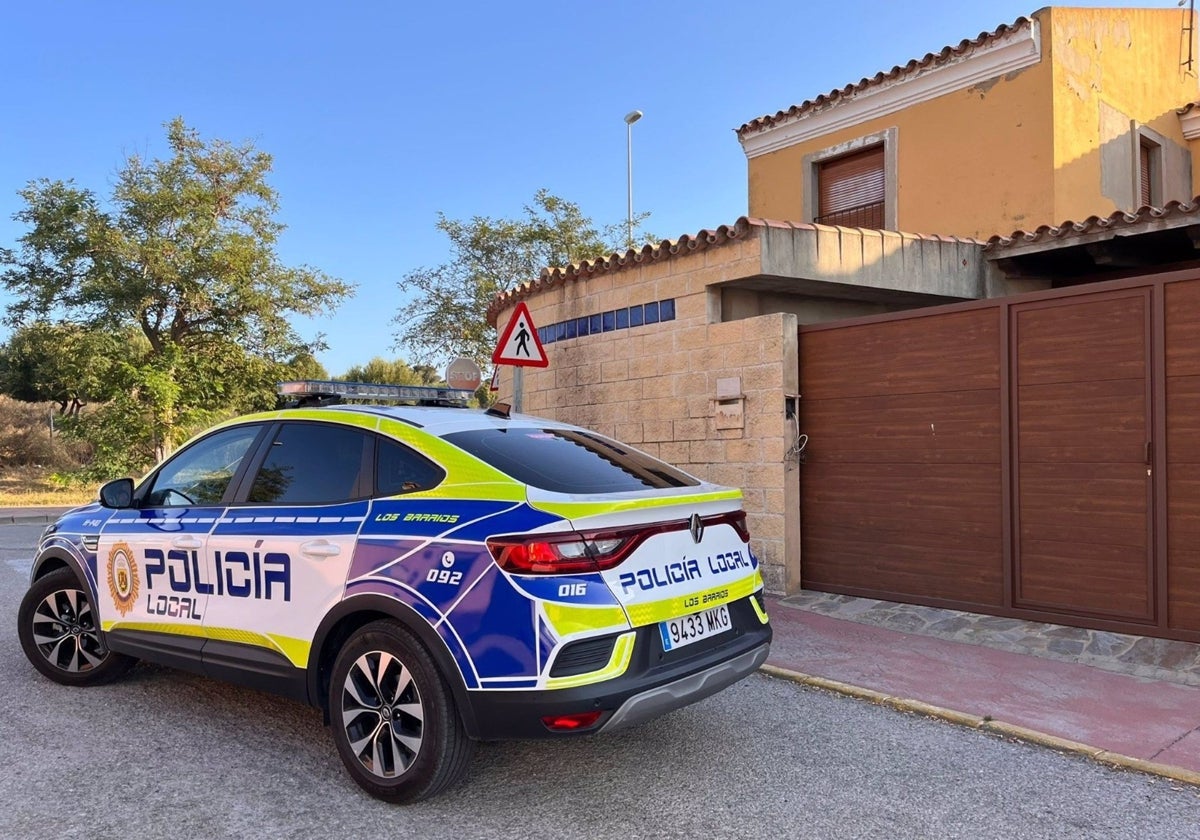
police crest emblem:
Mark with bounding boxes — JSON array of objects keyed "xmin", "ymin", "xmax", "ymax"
[{"xmin": 106, "ymin": 542, "xmax": 139, "ymax": 616}]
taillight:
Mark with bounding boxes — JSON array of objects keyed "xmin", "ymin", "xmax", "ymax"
[
  {"xmin": 487, "ymin": 530, "xmax": 636, "ymax": 574},
  {"xmin": 487, "ymin": 510, "xmax": 751, "ymax": 576},
  {"xmin": 724, "ymin": 510, "xmax": 751, "ymax": 543}
]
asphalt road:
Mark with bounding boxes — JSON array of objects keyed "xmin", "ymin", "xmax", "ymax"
[{"xmin": 3, "ymin": 522, "xmax": 1200, "ymax": 839}]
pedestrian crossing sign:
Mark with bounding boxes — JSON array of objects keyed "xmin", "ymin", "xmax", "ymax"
[{"xmin": 492, "ymin": 302, "xmax": 549, "ymax": 367}]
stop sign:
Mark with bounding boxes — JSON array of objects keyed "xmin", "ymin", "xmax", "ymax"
[{"xmin": 445, "ymin": 357, "xmax": 482, "ymax": 391}]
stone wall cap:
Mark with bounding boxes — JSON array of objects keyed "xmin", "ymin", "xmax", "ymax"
[{"xmin": 487, "ymin": 217, "xmax": 986, "ymax": 324}]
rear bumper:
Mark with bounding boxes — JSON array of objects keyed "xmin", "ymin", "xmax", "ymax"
[
  {"xmin": 463, "ymin": 595, "xmax": 771, "ymax": 740},
  {"xmin": 599, "ymin": 642, "xmax": 769, "ymax": 733}
]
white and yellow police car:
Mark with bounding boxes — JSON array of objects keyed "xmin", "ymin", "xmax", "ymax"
[{"xmin": 17, "ymin": 380, "xmax": 772, "ymax": 803}]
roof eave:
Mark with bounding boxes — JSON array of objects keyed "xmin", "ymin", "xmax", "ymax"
[
  {"xmin": 984, "ymin": 199, "xmax": 1200, "ymax": 258},
  {"xmin": 736, "ymin": 16, "xmax": 1038, "ymax": 156}
]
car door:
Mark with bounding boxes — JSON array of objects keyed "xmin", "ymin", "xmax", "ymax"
[
  {"xmin": 96, "ymin": 424, "xmax": 265, "ymax": 661},
  {"xmin": 201, "ymin": 420, "xmax": 369, "ymax": 678}
]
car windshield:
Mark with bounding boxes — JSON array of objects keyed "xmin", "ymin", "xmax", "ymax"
[{"xmin": 442, "ymin": 427, "xmax": 699, "ymax": 494}]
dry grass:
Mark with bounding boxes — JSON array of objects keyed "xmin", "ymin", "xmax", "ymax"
[
  {"xmin": 0, "ymin": 396, "xmax": 95, "ymax": 507},
  {"xmin": 0, "ymin": 464, "xmax": 95, "ymax": 507}
]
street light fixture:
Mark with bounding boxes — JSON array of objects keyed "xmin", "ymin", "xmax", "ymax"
[{"xmin": 624, "ymin": 110, "xmax": 643, "ymax": 249}]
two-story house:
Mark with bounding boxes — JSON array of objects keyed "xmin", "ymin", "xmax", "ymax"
[{"xmin": 489, "ymin": 6, "xmax": 1200, "ymax": 643}]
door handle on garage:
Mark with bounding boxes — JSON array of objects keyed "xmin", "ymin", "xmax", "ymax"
[
  {"xmin": 172, "ymin": 536, "xmax": 204, "ymax": 550},
  {"xmin": 301, "ymin": 540, "xmax": 341, "ymax": 559}
]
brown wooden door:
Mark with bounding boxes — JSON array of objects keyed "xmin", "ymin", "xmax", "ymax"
[
  {"xmin": 1010, "ymin": 289, "xmax": 1154, "ymax": 622},
  {"xmin": 1166, "ymin": 279, "xmax": 1200, "ymax": 631},
  {"xmin": 798, "ymin": 309, "xmax": 1005, "ymax": 607}
]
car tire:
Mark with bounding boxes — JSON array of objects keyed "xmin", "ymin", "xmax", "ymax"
[
  {"xmin": 17, "ymin": 567, "xmax": 136, "ymax": 686},
  {"xmin": 328, "ymin": 619, "xmax": 475, "ymax": 803}
]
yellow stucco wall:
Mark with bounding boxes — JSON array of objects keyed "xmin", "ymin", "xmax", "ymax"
[
  {"xmin": 746, "ymin": 7, "xmax": 1198, "ymax": 239},
  {"xmin": 1049, "ymin": 7, "xmax": 1198, "ymax": 221},
  {"xmin": 745, "ymin": 147, "xmax": 801, "ymax": 226}
]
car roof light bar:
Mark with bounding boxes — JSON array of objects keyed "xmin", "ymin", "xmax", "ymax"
[{"xmin": 277, "ymin": 379, "xmax": 475, "ymax": 407}]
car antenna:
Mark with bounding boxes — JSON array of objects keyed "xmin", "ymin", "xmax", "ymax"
[{"xmin": 486, "ymin": 402, "xmax": 512, "ymax": 419}]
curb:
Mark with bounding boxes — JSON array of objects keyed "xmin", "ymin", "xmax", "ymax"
[
  {"xmin": 0, "ymin": 507, "xmax": 73, "ymax": 526},
  {"xmin": 758, "ymin": 662, "xmax": 1200, "ymax": 788},
  {"xmin": 0, "ymin": 514, "xmax": 59, "ymax": 526}
]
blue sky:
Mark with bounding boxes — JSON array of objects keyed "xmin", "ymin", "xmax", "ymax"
[{"xmin": 0, "ymin": 0, "xmax": 1184, "ymax": 375}]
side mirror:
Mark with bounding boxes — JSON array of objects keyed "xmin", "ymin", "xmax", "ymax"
[{"xmin": 98, "ymin": 478, "xmax": 135, "ymax": 509}]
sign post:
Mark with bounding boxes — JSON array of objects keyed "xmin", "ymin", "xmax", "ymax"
[{"xmin": 492, "ymin": 302, "xmax": 548, "ymax": 414}]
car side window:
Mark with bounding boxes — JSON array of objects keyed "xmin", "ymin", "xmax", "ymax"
[
  {"xmin": 247, "ymin": 423, "xmax": 369, "ymax": 505},
  {"xmin": 376, "ymin": 437, "xmax": 445, "ymax": 496},
  {"xmin": 143, "ymin": 426, "xmax": 262, "ymax": 507}
]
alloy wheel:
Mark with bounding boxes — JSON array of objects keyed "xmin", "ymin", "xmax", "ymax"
[
  {"xmin": 340, "ymin": 650, "xmax": 425, "ymax": 778},
  {"xmin": 30, "ymin": 587, "xmax": 107, "ymax": 673}
]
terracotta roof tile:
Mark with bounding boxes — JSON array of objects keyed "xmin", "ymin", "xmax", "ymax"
[
  {"xmin": 736, "ymin": 16, "xmax": 1033, "ymax": 138},
  {"xmin": 984, "ymin": 198, "xmax": 1200, "ymax": 252},
  {"xmin": 487, "ymin": 218, "xmax": 985, "ymax": 323},
  {"xmin": 487, "ymin": 218, "xmax": 754, "ymax": 324}
]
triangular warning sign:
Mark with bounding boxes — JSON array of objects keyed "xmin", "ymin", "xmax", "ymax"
[{"xmin": 492, "ymin": 302, "xmax": 548, "ymax": 367}]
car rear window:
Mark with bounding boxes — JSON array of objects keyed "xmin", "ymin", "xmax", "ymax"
[{"xmin": 443, "ymin": 428, "xmax": 700, "ymax": 494}]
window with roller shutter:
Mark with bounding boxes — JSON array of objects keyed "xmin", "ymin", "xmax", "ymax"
[
  {"xmin": 1138, "ymin": 137, "xmax": 1160, "ymax": 209},
  {"xmin": 816, "ymin": 145, "xmax": 885, "ymax": 228}
]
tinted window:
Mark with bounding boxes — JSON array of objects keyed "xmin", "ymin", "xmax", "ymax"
[
  {"xmin": 144, "ymin": 425, "xmax": 262, "ymax": 507},
  {"xmin": 248, "ymin": 423, "xmax": 368, "ymax": 505},
  {"xmin": 377, "ymin": 438, "xmax": 444, "ymax": 496},
  {"xmin": 442, "ymin": 428, "xmax": 699, "ymax": 494}
]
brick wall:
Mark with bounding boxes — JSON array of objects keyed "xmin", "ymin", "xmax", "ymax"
[{"xmin": 493, "ymin": 238, "xmax": 798, "ymax": 593}]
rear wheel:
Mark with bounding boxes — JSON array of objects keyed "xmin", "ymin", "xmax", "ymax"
[
  {"xmin": 328, "ymin": 620, "xmax": 475, "ymax": 803},
  {"xmin": 17, "ymin": 567, "xmax": 136, "ymax": 686}
]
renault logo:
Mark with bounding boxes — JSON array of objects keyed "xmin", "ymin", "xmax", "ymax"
[{"xmin": 689, "ymin": 513, "xmax": 704, "ymax": 544}]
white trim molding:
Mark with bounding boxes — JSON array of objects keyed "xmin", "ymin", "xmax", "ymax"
[
  {"xmin": 1180, "ymin": 108, "xmax": 1200, "ymax": 140},
  {"xmin": 741, "ymin": 19, "xmax": 1042, "ymax": 159}
]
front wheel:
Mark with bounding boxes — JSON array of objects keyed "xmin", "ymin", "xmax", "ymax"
[
  {"xmin": 17, "ymin": 567, "xmax": 136, "ymax": 686},
  {"xmin": 328, "ymin": 620, "xmax": 475, "ymax": 803}
]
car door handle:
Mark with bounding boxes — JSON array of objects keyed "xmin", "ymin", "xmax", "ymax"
[
  {"xmin": 172, "ymin": 536, "xmax": 204, "ymax": 550},
  {"xmin": 301, "ymin": 540, "xmax": 341, "ymax": 559}
]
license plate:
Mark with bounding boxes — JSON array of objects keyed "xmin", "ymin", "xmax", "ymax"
[{"xmin": 659, "ymin": 604, "xmax": 731, "ymax": 652}]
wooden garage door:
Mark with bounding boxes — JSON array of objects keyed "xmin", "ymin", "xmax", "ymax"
[
  {"xmin": 1011, "ymin": 290, "xmax": 1153, "ymax": 621},
  {"xmin": 1166, "ymin": 280, "xmax": 1200, "ymax": 631},
  {"xmin": 799, "ymin": 308, "xmax": 1004, "ymax": 608},
  {"xmin": 798, "ymin": 271, "xmax": 1200, "ymax": 640}
]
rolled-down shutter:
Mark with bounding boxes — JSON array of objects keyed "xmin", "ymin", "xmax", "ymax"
[
  {"xmin": 817, "ymin": 145, "xmax": 885, "ymax": 228},
  {"xmin": 1139, "ymin": 140, "xmax": 1153, "ymax": 209}
]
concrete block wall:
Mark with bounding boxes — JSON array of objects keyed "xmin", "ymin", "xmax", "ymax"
[{"xmin": 494, "ymin": 238, "xmax": 798, "ymax": 593}]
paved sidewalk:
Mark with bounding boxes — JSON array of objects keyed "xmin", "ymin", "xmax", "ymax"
[
  {"xmin": 765, "ymin": 593, "xmax": 1200, "ymax": 785},
  {"xmin": 789, "ymin": 590, "xmax": 1200, "ymax": 687}
]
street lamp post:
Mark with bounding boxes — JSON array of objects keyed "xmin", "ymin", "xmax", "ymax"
[{"xmin": 624, "ymin": 110, "xmax": 642, "ymax": 249}]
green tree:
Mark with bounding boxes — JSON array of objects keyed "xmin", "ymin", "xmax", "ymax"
[
  {"xmin": 285, "ymin": 351, "xmax": 330, "ymax": 381},
  {"xmin": 0, "ymin": 323, "xmax": 135, "ymax": 415},
  {"xmin": 394, "ymin": 189, "xmax": 650, "ymax": 366},
  {"xmin": 0, "ymin": 118, "xmax": 353, "ymax": 470},
  {"xmin": 338, "ymin": 357, "xmax": 441, "ymax": 386}
]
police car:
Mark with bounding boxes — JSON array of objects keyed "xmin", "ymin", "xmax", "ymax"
[{"xmin": 17, "ymin": 380, "xmax": 772, "ymax": 803}]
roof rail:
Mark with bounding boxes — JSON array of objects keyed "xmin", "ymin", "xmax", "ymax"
[{"xmin": 277, "ymin": 380, "xmax": 475, "ymax": 408}]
